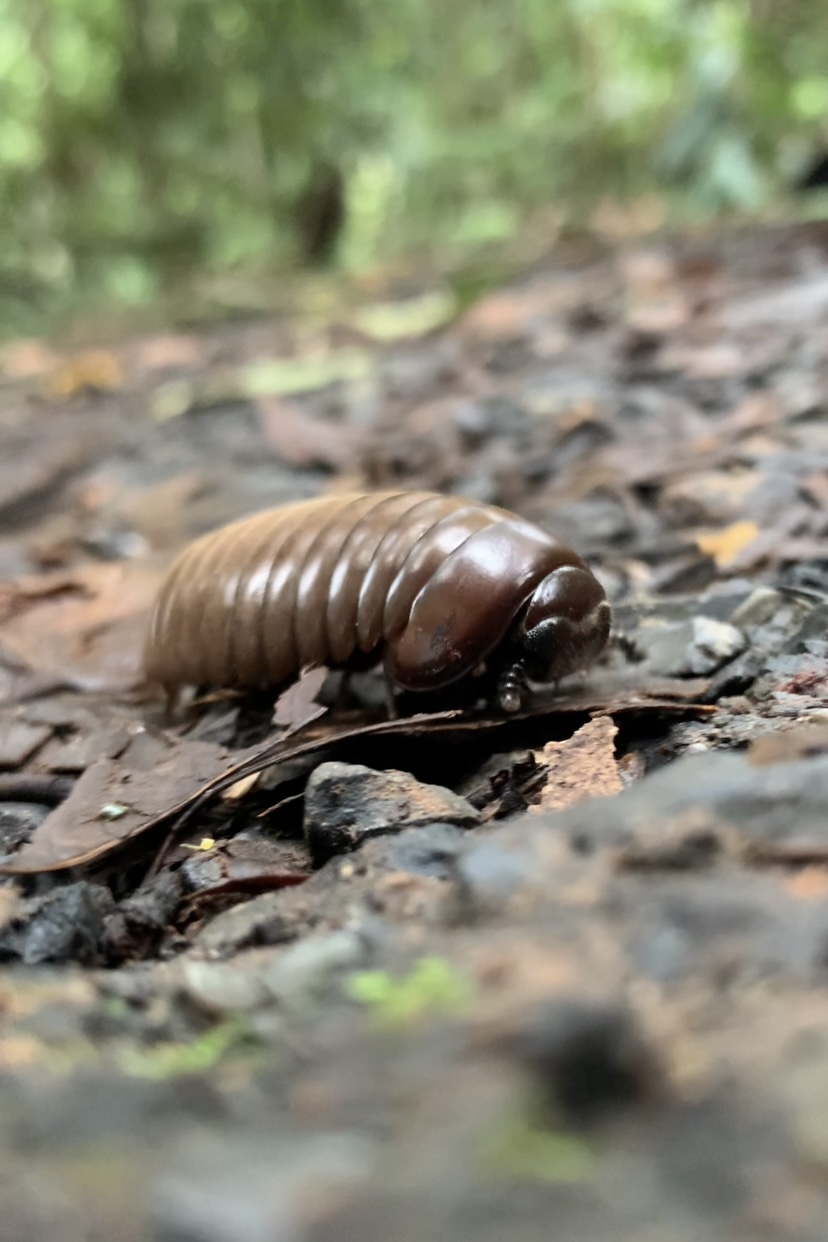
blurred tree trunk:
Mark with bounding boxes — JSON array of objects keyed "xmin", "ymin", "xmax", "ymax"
[{"xmin": 295, "ymin": 163, "xmax": 346, "ymax": 263}]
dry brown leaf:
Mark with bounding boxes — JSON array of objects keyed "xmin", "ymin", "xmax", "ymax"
[
  {"xmin": 129, "ymin": 333, "xmax": 201, "ymax": 371},
  {"xmin": 457, "ymin": 292, "xmax": 534, "ymax": 340},
  {"xmin": 725, "ymin": 392, "xmax": 782, "ymax": 435},
  {"xmin": 0, "ymin": 339, "xmax": 61, "ymax": 379},
  {"xmin": 255, "ymin": 397, "xmax": 363, "ymax": 469},
  {"xmin": 272, "ymin": 666, "xmax": 330, "ymax": 733},
  {"xmin": 107, "ymin": 473, "xmax": 206, "ymax": 551},
  {"xmin": 0, "ymin": 735, "xmax": 240, "ymax": 872},
  {"xmin": 529, "ymin": 715, "xmax": 623, "ymax": 814},
  {"xmin": 0, "ymin": 886, "xmax": 20, "ymax": 935},
  {"xmin": 0, "ymin": 712, "xmax": 462, "ymax": 874},
  {"xmin": 0, "ymin": 562, "xmax": 161, "ymax": 692},
  {"xmin": 0, "ymin": 693, "xmax": 707, "ymax": 876},
  {"xmin": 0, "ymin": 1038, "xmax": 43, "ymax": 1070},
  {"xmin": 658, "ymin": 342, "xmax": 746, "ymax": 379},
  {"xmin": 661, "ymin": 470, "xmax": 760, "ymax": 526},
  {"xmin": 458, "ymin": 284, "xmax": 581, "ymax": 341},
  {"xmin": 619, "ymin": 249, "xmax": 690, "ymax": 334}
]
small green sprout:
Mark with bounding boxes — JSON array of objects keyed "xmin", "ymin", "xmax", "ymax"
[
  {"xmin": 117, "ymin": 1018, "xmax": 255, "ymax": 1080},
  {"xmin": 481, "ymin": 1113, "xmax": 597, "ymax": 1184},
  {"xmin": 346, "ymin": 956, "xmax": 475, "ymax": 1030}
]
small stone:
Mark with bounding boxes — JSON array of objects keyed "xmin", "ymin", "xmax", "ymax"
[
  {"xmin": 379, "ymin": 823, "xmax": 464, "ymax": 879},
  {"xmin": 642, "ymin": 619, "xmax": 699, "ymax": 677},
  {"xmin": 181, "ymin": 959, "xmax": 270, "ymax": 1015},
  {"xmin": 304, "ymin": 762, "xmax": 480, "ymax": 866},
  {"xmin": 193, "ymin": 891, "xmax": 295, "ymax": 958},
  {"xmin": 151, "ymin": 1133, "xmax": 377, "ymax": 1242},
  {"xmin": 730, "ymin": 586, "xmax": 784, "ymax": 629},
  {"xmin": 183, "ymin": 930, "xmax": 370, "ymax": 1016},
  {"xmin": 686, "ymin": 616, "xmax": 746, "ymax": 674},
  {"xmin": 0, "ymin": 721, "xmax": 51, "ymax": 768},
  {"xmin": 643, "ymin": 616, "xmax": 745, "ymax": 677},
  {"xmin": 259, "ymin": 930, "xmax": 369, "ymax": 1009},
  {"xmin": 786, "ymin": 603, "xmax": 828, "ymax": 654},
  {"xmin": 102, "ymin": 869, "xmax": 186, "ymax": 963},
  {"xmin": 0, "ymin": 802, "xmax": 50, "ymax": 852},
  {"xmin": 0, "ymin": 882, "xmax": 114, "ymax": 966},
  {"xmin": 451, "ymin": 839, "xmax": 541, "ymax": 920}
]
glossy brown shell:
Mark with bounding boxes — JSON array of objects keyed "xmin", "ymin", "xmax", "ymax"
[{"xmin": 143, "ymin": 490, "xmax": 594, "ymax": 693}]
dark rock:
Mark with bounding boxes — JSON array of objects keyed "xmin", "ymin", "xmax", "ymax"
[
  {"xmin": 178, "ymin": 837, "xmax": 311, "ymax": 901},
  {"xmin": 785, "ymin": 602, "xmax": 828, "ymax": 653},
  {"xmin": 623, "ymin": 870, "xmax": 828, "ymax": 985},
  {"xmin": 304, "ymin": 763, "xmax": 480, "ymax": 867},
  {"xmin": 253, "ymin": 929, "xmax": 371, "ymax": 1008},
  {"xmin": 614, "ymin": 580, "xmax": 758, "ymax": 628},
  {"xmin": 183, "ymin": 924, "xmax": 379, "ymax": 1016},
  {"xmin": 0, "ymin": 881, "xmax": 114, "ymax": 965},
  {"xmin": 458, "ymin": 397, "xmax": 531, "ymax": 442},
  {"xmin": 617, "ymin": 828, "xmax": 722, "ymax": 871},
  {"xmin": 796, "ymin": 152, "xmax": 828, "ymax": 191},
  {"xmin": 701, "ymin": 648, "xmax": 765, "ymax": 700},
  {"xmin": 451, "ymin": 838, "xmax": 545, "ymax": 920},
  {"xmin": 0, "ymin": 802, "xmax": 50, "ymax": 853},
  {"xmin": 193, "ymin": 891, "xmax": 298, "ymax": 959},
  {"xmin": 568, "ymin": 749, "xmax": 828, "ymax": 855},
  {"xmin": 649, "ymin": 553, "xmax": 717, "ymax": 595},
  {"xmin": 448, "ymin": 749, "xmax": 828, "ymax": 927},
  {"xmin": 546, "ymin": 492, "xmax": 637, "ymax": 554},
  {"xmin": 102, "ymin": 870, "xmax": 186, "ymax": 963},
  {"xmin": 512, "ymin": 998, "xmax": 662, "ymax": 1125},
  {"xmin": 378, "ymin": 824, "xmax": 464, "ymax": 879}
]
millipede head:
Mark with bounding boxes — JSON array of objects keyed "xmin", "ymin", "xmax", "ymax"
[{"xmin": 495, "ymin": 565, "xmax": 611, "ymax": 711}]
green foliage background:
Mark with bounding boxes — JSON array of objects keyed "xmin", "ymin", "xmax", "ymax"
[{"xmin": 2, "ymin": 0, "xmax": 828, "ymax": 329}]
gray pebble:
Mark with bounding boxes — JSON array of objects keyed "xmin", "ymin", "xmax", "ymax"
[{"xmin": 304, "ymin": 762, "xmax": 480, "ymax": 866}]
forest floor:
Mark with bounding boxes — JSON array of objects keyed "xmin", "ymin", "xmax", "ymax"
[{"xmin": 2, "ymin": 221, "xmax": 828, "ymax": 1239}]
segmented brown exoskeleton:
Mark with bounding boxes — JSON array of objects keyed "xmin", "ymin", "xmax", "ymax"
[{"xmin": 143, "ymin": 490, "xmax": 611, "ymax": 711}]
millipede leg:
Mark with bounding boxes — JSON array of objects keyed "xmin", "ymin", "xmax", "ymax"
[
  {"xmin": 383, "ymin": 673, "xmax": 398, "ymax": 720},
  {"xmin": 333, "ymin": 670, "xmax": 352, "ymax": 713}
]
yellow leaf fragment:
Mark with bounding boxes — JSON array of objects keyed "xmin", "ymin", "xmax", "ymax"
[
  {"xmin": 222, "ymin": 773, "xmax": 260, "ymax": 802},
  {"xmin": 696, "ymin": 520, "xmax": 760, "ymax": 567}
]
